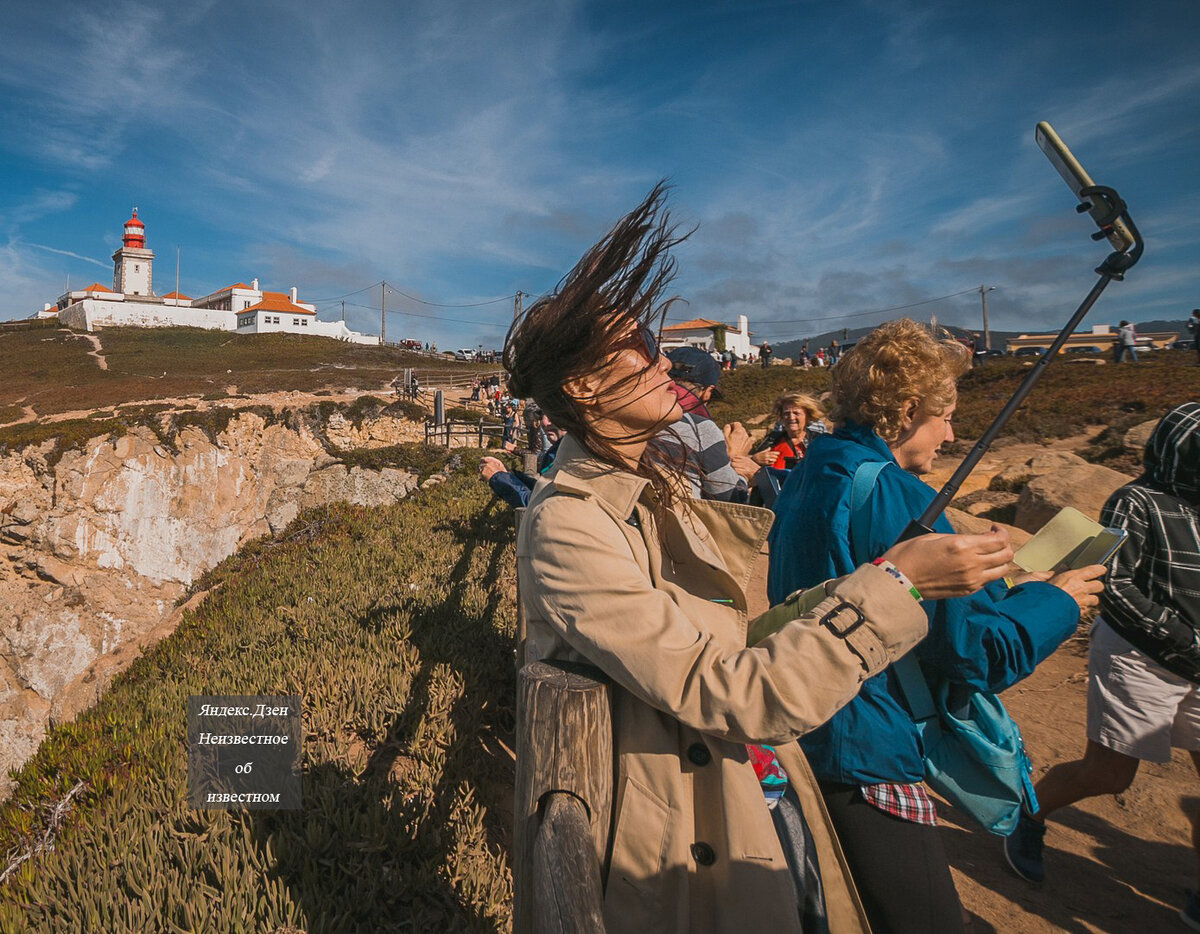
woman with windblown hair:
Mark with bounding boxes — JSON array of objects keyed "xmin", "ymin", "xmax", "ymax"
[{"xmin": 505, "ymin": 183, "xmax": 1018, "ymax": 933}]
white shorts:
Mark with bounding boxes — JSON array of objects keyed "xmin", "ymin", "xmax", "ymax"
[{"xmin": 1087, "ymin": 617, "xmax": 1200, "ymax": 763}]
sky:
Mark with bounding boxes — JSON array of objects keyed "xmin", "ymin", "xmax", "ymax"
[{"xmin": 1, "ymin": 0, "xmax": 1197, "ymax": 349}]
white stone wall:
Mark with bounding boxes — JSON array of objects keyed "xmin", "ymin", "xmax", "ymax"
[{"xmin": 59, "ymin": 299, "xmax": 238, "ymax": 332}]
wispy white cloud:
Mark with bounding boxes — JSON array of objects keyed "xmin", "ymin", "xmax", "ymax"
[{"xmin": 25, "ymin": 243, "xmax": 109, "ymax": 269}]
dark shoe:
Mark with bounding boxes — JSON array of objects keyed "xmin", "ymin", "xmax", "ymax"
[
  {"xmin": 1181, "ymin": 890, "xmax": 1200, "ymax": 931},
  {"xmin": 1004, "ymin": 812, "xmax": 1046, "ymax": 884}
]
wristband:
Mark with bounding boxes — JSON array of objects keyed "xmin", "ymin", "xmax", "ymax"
[{"xmin": 872, "ymin": 558, "xmax": 923, "ymax": 603}]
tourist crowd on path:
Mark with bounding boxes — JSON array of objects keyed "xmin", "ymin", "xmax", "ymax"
[{"xmin": 490, "ymin": 186, "xmax": 1198, "ymax": 932}]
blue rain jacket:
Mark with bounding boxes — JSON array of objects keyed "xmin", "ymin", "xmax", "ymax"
[{"xmin": 767, "ymin": 421, "xmax": 1079, "ymax": 784}]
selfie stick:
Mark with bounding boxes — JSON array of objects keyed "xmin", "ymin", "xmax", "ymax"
[{"xmin": 897, "ymin": 185, "xmax": 1143, "ymax": 542}]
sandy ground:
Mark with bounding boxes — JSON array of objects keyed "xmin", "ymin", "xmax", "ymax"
[{"xmin": 743, "ymin": 436, "xmax": 1196, "ymax": 933}]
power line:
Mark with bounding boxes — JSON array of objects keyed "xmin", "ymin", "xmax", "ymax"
[
  {"xmin": 334, "ymin": 299, "xmax": 508, "ymax": 330},
  {"xmin": 306, "ymin": 281, "xmax": 384, "ymax": 303},
  {"xmin": 383, "ymin": 282, "xmax": 515, "ymax": 308}
]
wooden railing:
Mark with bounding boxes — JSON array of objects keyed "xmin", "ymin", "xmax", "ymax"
[{"xmin": 513, "ymin": 660, "xmax": 611, "ymax": 933}]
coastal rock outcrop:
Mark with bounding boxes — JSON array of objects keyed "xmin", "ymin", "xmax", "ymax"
[{"xmin": 0, "ymin": 411, "xmax": 421, "ymax": 797}]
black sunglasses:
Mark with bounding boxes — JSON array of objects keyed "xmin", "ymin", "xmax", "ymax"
[{"xmin": 612, "ymin": 324, "xmax": 660, "ymax": 363}]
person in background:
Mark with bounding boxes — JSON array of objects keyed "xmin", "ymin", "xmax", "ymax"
[
  {"xmin": 660, "ymin": 346, "xmax": 747, "ymax": 501},
  {"xmin": 1189, "ymin": 310, "xmax": 1199, "ymax": 365},
  {"xmin": 1114, "ymin": 320, "xmax": 1139, "ymax": 363},
  {"xmin": 768, "ymin": 318, "xmax": 1104, "ymax": 934},
  {"xmin": 479, "ymin": 415, "xmax": 562, "ymax": 510},
  {"xmin": 761, "ymin": 341, "xmax": 773, "ymax": 368},
  {"xmin": 1004, "ymin": 404, "xmax": 1200, "ymax": 929},
  {"xmin": 505, "ymin": 182, "xmax": 1023, "ymax": 933},
  {"xmin": 829, "ymin": 339, "xmax": 840, "ymax": 366},
  {"xmin": 501, "ymin": 396, "xmax": 518, "ymax": 446},
  {"xmin": 971, "ymin": 332, "xmax": 988, "ymax": 367},
  {"xmin": 755, "ymin": 391, "xmax": 825, "ymax": 470}
]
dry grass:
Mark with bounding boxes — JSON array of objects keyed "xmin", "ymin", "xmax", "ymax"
[
  {"xmin": 708, "ymin": 352, "xmax": 1200, "ymax": 457},
  {"xmin": 0, "ymin": 326, "xmax": 491, "ymax": 419}
]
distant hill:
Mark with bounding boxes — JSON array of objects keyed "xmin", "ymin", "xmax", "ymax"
[{"xmin": 770, "ymin": 318, "xmax": 1191, "ymax": 358}]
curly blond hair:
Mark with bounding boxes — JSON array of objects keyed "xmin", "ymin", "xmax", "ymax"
[
  {"xmin": 830, "ymin": 318, "xmax": 970, "ymax": 442},
  {"xmin": 772, "ymin": 391, "xmax": 824, "ymax": 424}
]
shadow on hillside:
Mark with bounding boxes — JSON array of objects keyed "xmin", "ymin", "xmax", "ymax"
[{"xmin": 246, "ymin": 496, "xmax": 517, "ymax": 932}]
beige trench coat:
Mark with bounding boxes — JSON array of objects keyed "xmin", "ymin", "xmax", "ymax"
[{"xmin": 516, "ymin": 436, "xmax": 929, "ymax": 933}]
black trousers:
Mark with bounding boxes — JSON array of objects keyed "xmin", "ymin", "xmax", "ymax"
[{"xmin": 818, "ymin": 782, "xmax": 965, "ymax": 934}]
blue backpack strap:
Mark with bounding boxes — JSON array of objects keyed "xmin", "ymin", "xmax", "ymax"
[
  {"xmin": 849, "ymin": 460, "xmax": 939, "ymax": 725},
  {"xmin": 848, "ymin": 460, "xmax": 888, "ymax": 564}
]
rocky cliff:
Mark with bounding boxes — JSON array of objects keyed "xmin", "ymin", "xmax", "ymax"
[{"xmin": 0, "ymin": 408, "xmax": 429, "ymax": 797}]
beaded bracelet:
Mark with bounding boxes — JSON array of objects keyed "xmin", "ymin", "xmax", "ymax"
[{"xmin": 871, "ymin": 557, "xmax": 923, "ymax": 603}]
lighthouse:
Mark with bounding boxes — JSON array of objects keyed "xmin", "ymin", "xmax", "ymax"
[{"xmin": 111, "ymin": 208, "xmax": 154, "ymax": 296}]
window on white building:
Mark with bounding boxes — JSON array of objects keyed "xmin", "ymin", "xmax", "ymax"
[
  {"xmin": 301, "ymin": 319, "xmax": 308, "ymax": 326},
  {"xmin": 293, "ymin": 318, "xmax": 300, "ymax": 326}
]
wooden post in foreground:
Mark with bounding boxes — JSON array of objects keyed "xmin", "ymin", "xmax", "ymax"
[{"xmin": 514, "ymin": 660, "xmax": 612, "ymax": 933}]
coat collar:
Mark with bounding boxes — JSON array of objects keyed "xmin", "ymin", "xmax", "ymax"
[{"xmin": 547, "ymin": 434, "xmax": 650, "ymax": 519}]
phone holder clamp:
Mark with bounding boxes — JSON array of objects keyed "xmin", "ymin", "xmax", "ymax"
[{"xmin": 1077, "ymin": 184, "xmax": 1144, "ymax": 280}]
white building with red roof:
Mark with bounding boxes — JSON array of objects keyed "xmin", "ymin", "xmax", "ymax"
[
  {"xmin": 660, "ymin": 313, "xmax": 757, "ymax": 358},
  {"xmin": 47, "ymin": 210, "xmax": 377, "ymax": 344}
]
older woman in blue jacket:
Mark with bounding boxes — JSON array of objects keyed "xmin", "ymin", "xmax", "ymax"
[{"xmin": 768, "ymin": 318, "xmax": 1104, "ymax": 934}]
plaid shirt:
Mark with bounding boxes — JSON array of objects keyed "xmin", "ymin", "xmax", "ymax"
[
  {"xmin": 1100, "ymin": 403, "xmax": 1200, "ymax": 683},
  {"xmin": 861, "ymin": 782, "xmax": 938, "ymax": 826}
]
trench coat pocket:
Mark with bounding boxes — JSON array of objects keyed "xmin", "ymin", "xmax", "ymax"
[{"xmin": 606, "ymin": 777, "xmax": 672, "ymax": 918}]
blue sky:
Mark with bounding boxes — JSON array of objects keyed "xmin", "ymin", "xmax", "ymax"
[{"xmin": 1, "ymin": 0, "xmax": 1196, "ymax": 348}]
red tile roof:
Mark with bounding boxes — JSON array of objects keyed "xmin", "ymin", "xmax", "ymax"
[
  {"xmin": 83, "ymin": 282, "xmax": 115, "ymax": 293},
  {"xmin": 662, "ymin": 317, "xmax": 726, "ymax": 331},
  {"xmin": 161, "ymin": 291, "xmax": 191, "ymax": 300},
  {"xmin": 244, "ymin": 292, "xmax": 314, "ymax": 315}
]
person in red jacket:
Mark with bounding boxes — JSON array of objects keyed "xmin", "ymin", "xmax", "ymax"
[{"xmin": 756, "ymin": 391, "xmax": 824, "ymax": 470}]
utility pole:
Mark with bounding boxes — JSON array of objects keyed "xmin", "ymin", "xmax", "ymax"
[
  {"xmin": 979, "ymin": 284, "xmax": 995, "ymax": 350},
  {"xmin": 513, "ymin": 290, "xmax": 524, "ymax": 324},
  {"xmin": 341, "ymin": 300, "xmax": 345, "ymax": 322},
  {"xmin": 380, "ymin": 281, "xmax": 386, "ymax": 345}
]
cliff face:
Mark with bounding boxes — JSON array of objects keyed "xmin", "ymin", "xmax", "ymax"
[{"xmin": 0, "ymin": 411, "xmax": 424, "ymax": 797}]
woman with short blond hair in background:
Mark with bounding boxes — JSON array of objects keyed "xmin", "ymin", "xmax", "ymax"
[{"xmin": 768, "ymin": 318, "xmax": 1105, "ymax": 933}]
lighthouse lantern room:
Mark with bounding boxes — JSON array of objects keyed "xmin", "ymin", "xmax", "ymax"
[{"xmin": 112, "ymin": 208, "xmax": 154, "ymax": 296}]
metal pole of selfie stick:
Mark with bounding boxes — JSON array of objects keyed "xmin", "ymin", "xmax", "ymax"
[{"xmin": 897, "ymin": 185, "xmax": 1144, "ymax": 542}]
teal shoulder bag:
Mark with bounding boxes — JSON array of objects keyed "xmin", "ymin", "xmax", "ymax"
[{"xmin": 850, "ymin": 460, "xmax": 1038, "ymax": 836}]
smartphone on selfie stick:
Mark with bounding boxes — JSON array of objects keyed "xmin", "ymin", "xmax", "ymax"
[
  {"xmin": 750, "ymin": 124, "xmax": 1144, "ymax": 644},
  {"xmin": 896, "ymin": 121, "xmax": 1144, "ymax": 543}
]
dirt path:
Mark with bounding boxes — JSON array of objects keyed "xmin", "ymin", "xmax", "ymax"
[
  {"xmin": 743, "ymin": 432, "xmax": 1190, "ymax": 933},
  {"xmin": 79, "ymin": 332, "xmax": 107, "ymax": 370}
]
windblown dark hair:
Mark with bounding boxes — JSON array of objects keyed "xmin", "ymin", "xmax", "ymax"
[{"xmin": 503, "ymin": 181, "xmax": 691, "ymax": 505}]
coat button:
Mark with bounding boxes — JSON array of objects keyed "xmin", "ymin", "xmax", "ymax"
[
  {"xmin": 691, "ymin": 842, "xmax": 716, "ymax": 866},
  {"xmin": 686, "ymin": 742, "xmax": 711, "ymax": 766}
]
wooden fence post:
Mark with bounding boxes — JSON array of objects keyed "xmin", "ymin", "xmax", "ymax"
[{"xmin": 514, "ymin": 660, "xmax": 612, "ymax": 933}]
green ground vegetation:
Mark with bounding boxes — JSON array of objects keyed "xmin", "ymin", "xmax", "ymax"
[
  {"xmin": 0, "ymin": 458, "xmax": 517, "ymax": 933},
  {"xmin": 0, "ymin": 325, "xmax": 495, "ymax": 419}
]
